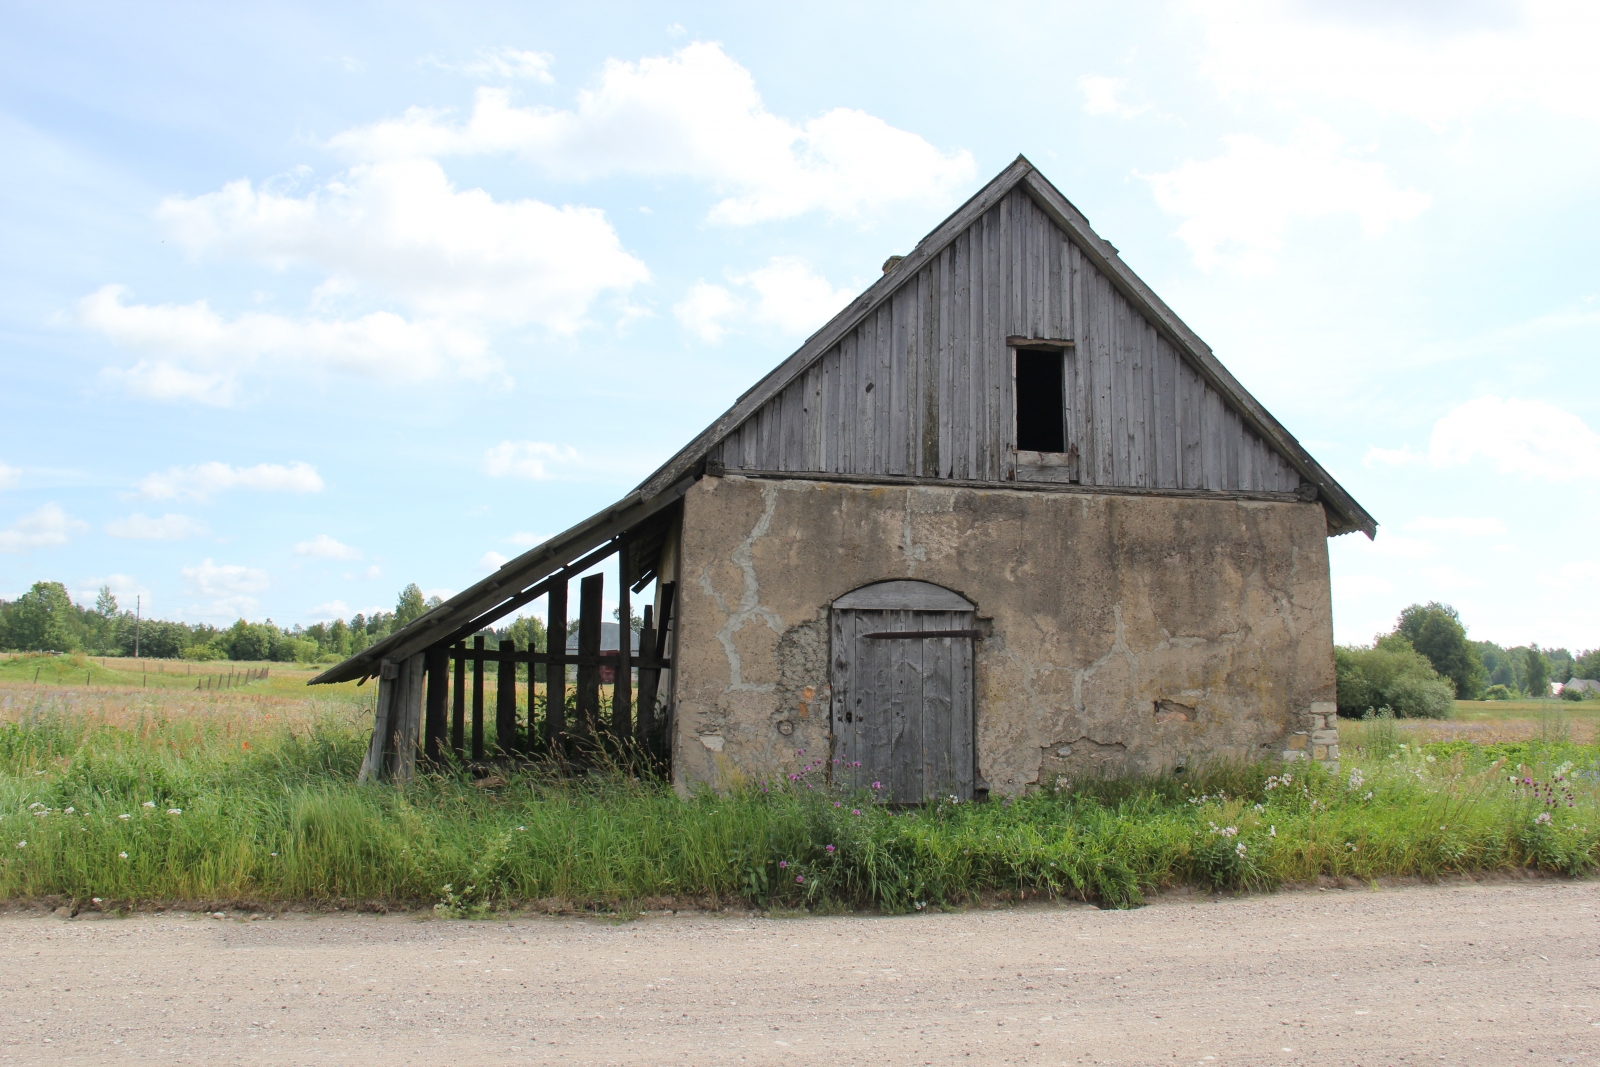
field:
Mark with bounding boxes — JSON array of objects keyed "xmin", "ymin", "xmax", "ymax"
[{"xmin": 1, "ymin": 651, "xmax": 1597, "ymax": 915}]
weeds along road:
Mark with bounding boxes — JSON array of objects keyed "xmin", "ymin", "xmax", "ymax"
[{"xmin": 2, "ymin": 881, "xmax": 1596, "ymax": 1067}]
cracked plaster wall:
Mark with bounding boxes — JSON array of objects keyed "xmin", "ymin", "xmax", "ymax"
[{"xmin": 671, "ymin": 475, "xmax": 1336, "ymax": 795}]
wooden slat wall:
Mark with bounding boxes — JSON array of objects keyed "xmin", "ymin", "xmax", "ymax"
[{"xmin": 712, "ymin": 189, "xmax": 1301, "ymax": 494}]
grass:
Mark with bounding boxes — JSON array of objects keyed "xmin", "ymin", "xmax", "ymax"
[{"xmin": 1, "ymin": 672, "xmax": 1597, "ymax": 915}]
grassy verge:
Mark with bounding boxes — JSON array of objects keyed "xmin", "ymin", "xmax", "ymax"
[{"xmin": 2, "ymin": 684, "xmax": 1597, "ymax": 914}]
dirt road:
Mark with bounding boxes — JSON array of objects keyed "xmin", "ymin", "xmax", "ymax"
[{"xmin": 2, "ymin": 881, "xmax": 1596, "ymax": 1066}]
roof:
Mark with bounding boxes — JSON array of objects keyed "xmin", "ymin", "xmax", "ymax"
[{"xmin": 311, "ymin": 156, "xmax": 1375, "ymax": 687}]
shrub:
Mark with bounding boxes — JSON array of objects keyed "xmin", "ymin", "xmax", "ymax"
[
  {"xmin": 1485, "ymin": 684, "xmax": 1514, "ymax": 701},
  {"xmin": 1335, "ymin": 639, "xmax": 1456, "ymax": 718},
  {"xmin": 1562, "ymin": 687, "xmax": 1586, "ymax": 702}
]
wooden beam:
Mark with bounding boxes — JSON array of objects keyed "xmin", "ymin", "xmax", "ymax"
[
  {"xmin": 546, "ymin": 581, "xmax": 567, "ymax": 752},
  {"xmin": 1007, "ymin": 336, "xmax": 1074, "ymax": 349},
  {"xmin": 393, "ymin": 653, "xmax": 425, "ymax": 783}
]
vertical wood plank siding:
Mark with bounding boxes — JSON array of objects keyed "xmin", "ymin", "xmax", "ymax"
[{"xmin": 712, "ymin": 189, "xmax": 1300, "ymax": 493}]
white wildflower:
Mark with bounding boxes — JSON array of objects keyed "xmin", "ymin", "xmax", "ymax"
[
  {"xmin": 28, "ymin": 802, "xmax": 44, "ymax": 810},
  {"xmin": 1254, "ymin": 803, "xmax": 1264, "ymax": 813},
  {"xmin": 14, "ymin": 840, "xmax": 24, "ymax": 849},
  {"xmin": 1235, "ymin": 842, "xmax": 1247, "ymax": 857},
  {"xmin": 118, "ymin": 813, "xmax": 130, "ymax": 820},
  {"xmin": 142, "ymin": 801, "xmax": 155, "ymax": 809},
  {"xmin": 167, "ymin": 809, "xmax": 182, "ymax": 816},
  {"xmin": 91, "ymin": 897, "xmax": 102, "ymax": 904},
  {"xmin": 118, "ymin": 851, "xmax": 128, "ymax": 859},
  {"xmin": 1535, "ymin": 812, "xmax": 1552, "ymax": 826},
  {"xmin": 1347, "ymin": 769, "xmax": 1364, "ymax": 791},
  {"xmin": 63, "ymin": 807, "xmax": 74, "ymax": 814},
  {"xmin": 1268, "ymin": 825, "xmax": 1276, "ymax": 837}
]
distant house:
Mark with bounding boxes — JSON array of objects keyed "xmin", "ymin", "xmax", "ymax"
[
  {"xmin": 313, "ymin": 156, "xmax": 1375, "ymax": 800},
  {"xmin": 1563, "ymin": 679, "xmax": 1600, "ymax": 696}
]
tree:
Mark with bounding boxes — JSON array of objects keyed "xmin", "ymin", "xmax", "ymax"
[
  {"xmin": 1395, "ymin": 602, "xmax": 1485, "ymax": 700},
  {"xmin": 1524, "ymin": 647, "xmax": 1551, "ymax": 700},
  {"xmin": 394, "ymin": 584, "xmax": 428, "ymax": 628},
  {"xmin": 94, "ymin": 585, "xmax": 118, "ymax": 617},
  {"xmin": 1334, "ymin": 637, "xmax": 1455, "ymax": 719},
  {"xmin": 3, "ymin": 581, "xmax": 82, "ymax": 652},
  {"xmin": 1575, "ymin": 648, "xmax": 1600, "ymax": 681}
]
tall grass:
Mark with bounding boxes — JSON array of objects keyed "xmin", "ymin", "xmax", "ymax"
[{"xmin": 2, "ymin": 686, "xmax": 1597, "ymax": 913}]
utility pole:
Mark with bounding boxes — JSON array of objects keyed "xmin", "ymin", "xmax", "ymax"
[{"xmin": 135, "ymin": 595, "xmax": 141, "ymax": 659}]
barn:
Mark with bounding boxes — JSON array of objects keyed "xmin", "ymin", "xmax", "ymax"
[{"xmin": 311, "ymin": 156, "xmax": 1375, "ymax": 801}]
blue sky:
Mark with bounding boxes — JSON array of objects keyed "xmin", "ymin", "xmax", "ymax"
[{"xmin": 2, "ymin": 0, "xmax": 1596, "ymax": 651}]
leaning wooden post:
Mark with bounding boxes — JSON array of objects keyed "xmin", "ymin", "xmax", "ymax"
[
  {"xmin": 359, "ymin": 659, "xmax": 401, "ymax": 784},
  {"xmin": 393, "ymin": 653, "xmax": 426, "ymax": 783},
  {"xmin": 496, "ymin": 638, "xmax": 518, "ymax": 755}
]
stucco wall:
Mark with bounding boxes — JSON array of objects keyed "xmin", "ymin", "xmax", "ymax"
[{"xmin": 671, "ymin": 475, "xmax": 1337, "ymax": 795}]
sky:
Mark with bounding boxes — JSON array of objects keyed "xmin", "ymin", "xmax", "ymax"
[{"xmin": 1, "ymin": 0, "xmax": 1597, "ymax": 652}]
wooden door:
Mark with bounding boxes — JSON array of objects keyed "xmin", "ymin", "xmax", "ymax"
[{"xmin": 831, "ymin": 582, "xmax": 976, "ymax": 804}]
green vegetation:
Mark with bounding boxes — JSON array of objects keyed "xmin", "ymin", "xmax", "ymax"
[
  {"xmin": 1338, "ymin": 601, "xmax": 1596, "ymax": 711},
  {"xmin": 2, "ymin": 683, "xmax": 1596, "ymax": 914},
  {"xmin": 1335, "ymin": 636, "xmax": 1455, "ymax": 719}
]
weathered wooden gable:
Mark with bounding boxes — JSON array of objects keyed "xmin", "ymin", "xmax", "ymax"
[{"xmin": 711, "ymin": 187, "xmax": 1302, "ymax": 494}]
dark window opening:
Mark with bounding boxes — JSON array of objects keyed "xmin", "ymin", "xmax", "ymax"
[{"xmin": 1015, "ymin": 349, "xmax": 1065, "ymax": 453}]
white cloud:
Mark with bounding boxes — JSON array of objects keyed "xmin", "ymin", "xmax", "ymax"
[
  {"xmin": 1140, "ymin": 120, "xmax": 1430, "ymax": 273},
  {"xmin": 1192, "ymin": 0, "xmax": 1600, "ymax": 124},
  {"xmin": 87, "ymin": 156, "xmax": 651, "ymax": 401},
  {"xmin": 506, "ymin": 531, "xmax": 547, "ymax": 546},
  {"xmin": 458, "ymin": 47, "xmax": 554, "ymax": 82},
  {"xmin": 0, "ymin": 462, "xmax": 19, "ymax": 490},
  {"xmin": 1428, "ymin": 396, "xmax": 1600, "ymax": 481},
  {"xmin": 0, "ymin": 504, "xmax": 88, "ymax": 553},
  {"xmin": 483, "ymin": 441, "xmax": 582, "ymax": 480},
  {"xmin": 1079, "ymin": 75, "xmax": 1149, "ymax": 119},
  {"xmin": 135, "ymin": 461, "xmax": 324, "ymax": 501},
  {"xmin": 674, "ymin": 257, "xmax": 854, "ymax": 343},
  {"xmin": 188, "ymin": 595, "xmax": 261, "ymax": 621},
  {"xmin": 74, "ymin": 574, "xmax": 150, "ymax": 609},
  {"xmin": 105, "ymin": 513, "xmax": 208, "ymax": 540},
  {"xmin": 1419, "ymin": 565, "xmax": 1485, "ymax": 590},
  {"xmin": 1403, "ymin": 516, "xmax": 1508, "ymax": 538},
  {"xmin": 345, "ymin": 564, "xmax": 383, "ymax": 581},
  {"xmin": 480, "ymin": 550, "xmax": 510, "ymax": 569},
  {"xmin": 1333, "ymin": 574, "xmax": 1393, "ymax": 598},
  {"xmin": 182, "ymin": 558, "xmax": 270, "ymax": 597},
  {"xmin": 293, "ymin": 534, "xmax": 362, "ymax": 560},
  {"xmin": 674, "ymin": 282, "xmax": 739, "ymax": 343},
  {"xmin": 738, "ymin": 257, "xmax": 855, "ymax": 335},
  {"xmin": 331, "ymin": 42, "xmax": 974, "ymax": 224},
  {"xmin": 158, "ymin": 159, "xmax": 645, "ymax": 331},
  {"xmin": 85, "ymin": 285, "xmax": 492, "ymax": 404},
  {"xmin": 307, "ymin": 599, "xmax": 353, "ymax": 622}
]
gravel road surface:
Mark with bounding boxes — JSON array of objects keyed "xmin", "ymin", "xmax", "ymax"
[{"xmin": 2, "ymin": 881, "xmax": 1596, "ymax": 1066}]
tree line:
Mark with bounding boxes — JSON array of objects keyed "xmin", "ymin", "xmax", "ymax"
[
  {"xmin": 1336, "ymin": 601, "xmax": 1599, "ymax": 718},
  {"xmin": 0, "ymin": 580, "xmax": 488, "ymax": 664}
]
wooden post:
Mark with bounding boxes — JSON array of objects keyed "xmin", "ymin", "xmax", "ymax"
[
  {"xmin": 452, "ymin": 642, "xmax": 466, "ymax": 758},
  {"xmin": 546, "ymin": 582, "xmax": 567, "ymax": 751},
  {"xmin": 393, "ymin": 653, "xmax": 426, "ymax": 783},
  {"xmin": 471, "ymin": 635, "xmax": 486, "ymax": 761},
  {"xmin": 615, "ymin": 541, "xmax": 633, "ymax": 743},
  {"xmin": 576, "ymin": 574, "xmax": 603, "ymax": 739},
  {"xmin": 423, "ymin": 646, "xmax": 448, "ymax": 762},
  {"xmin": 496, "ymin": 639, "xmax": 517, "ymax": 755},
  {"xmin": 637, "ymin": 605, "xmax": 658, "ymax": 744}
]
